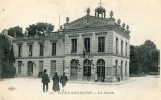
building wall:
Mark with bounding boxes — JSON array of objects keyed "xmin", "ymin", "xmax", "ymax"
[
  {"xmin": 13, "ymin": 37, "xmax": 64, "ymax": 77},
  {"xmin": 13, "ymin": 30, "xmax": 129, "ymax": 83},
  {"xmin": 62, "ymin": 29, "xmax": 129, "ymax": 82},
  {"xmin": 113, "ymin": 31, "xmax": 130, "ymax": 57},
  {"xmin": 65, "ymin": 31, "xmax": 114, "ymax": 55},
  {"xmin": 12, "ymin": 24, "xmax": 130, "ymax": 83}
]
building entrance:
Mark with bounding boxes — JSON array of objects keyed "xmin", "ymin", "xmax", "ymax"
[
  {"xmin": 83, "ymin": 59, "xmax": 91, "ymax": 81},
  {"xmin": 70, "ymin": 59, "xmax": 78, "ymax": 80},
  {"xmin": 97, "ymin": 59, "xmax": 105, "ymax": 82},
  {"xmin": 27, "ymin": 61, "xmax": 33, "ymax": 76}
]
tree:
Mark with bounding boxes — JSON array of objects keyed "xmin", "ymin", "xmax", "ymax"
[
  {"xmin": 130, "ymin": 40, "xmax": 159, "ymax": 75},
  {"xmin": 151, "ymin": 49, "xmax": 160, "ymax": 72},
  {"xmin": 7, "ymin": 26, "xmax": 23, "ymax": 37},
  {"xmin": 130, "ymin": 45, "xmax": 139, "ymax": 74},
  {"xmin": 26, "ymin": 22, "xmax": 54, "ymax": 36},
  {"xmin": 0, "ymin": 34, "xmax": 16, "ymax": 78}
]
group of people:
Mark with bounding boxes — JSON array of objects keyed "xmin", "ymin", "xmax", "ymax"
[{"xmin": 41, "ymin": 69, "xmax": 68, "ymax": 92}]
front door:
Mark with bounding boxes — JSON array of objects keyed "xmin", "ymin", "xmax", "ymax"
[
  {"xmin": 97, "ymin": 66, "xmax": 105, "ymax": 81},
  {"xmin": 51, "ymin": 60, "xmax": 56, "ymax": 76},
  {"xmin": 83, "ymin": 59, "xmax": 91, "ymax": 81},
  {"xmin": 70, "ymin": 66, "xmax": 78, "ymax": 80},
  {"xmin": 97, "ymin": 59, "xmax": 105, "ymax": 82},
  {"xmin": 83, "ymin": 66, "xmax": 91, "ymax": 81},
  {"xmin": 18, "ymin": 61, "xmax": 22, "ymax": 74},
  {"xmin": 27, "ymin": 61, "xmax": 33, "ymax": 76}
]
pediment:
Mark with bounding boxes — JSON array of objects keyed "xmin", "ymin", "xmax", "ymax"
[{"xmin": 64, "ymin": 15, "xmax": 111, "ymax": 29}]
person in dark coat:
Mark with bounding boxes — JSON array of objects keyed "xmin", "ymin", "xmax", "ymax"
[
  {"xmin": 41, "ymin": 69, "xmax": 50, "ymax": 92},
  {"xmin": 60, "ymin": 72, "xmax": 68, "ymax": 91},
  {"xmin": 52, "ymin": 72, "xmax": 60, "ymax": 92}
]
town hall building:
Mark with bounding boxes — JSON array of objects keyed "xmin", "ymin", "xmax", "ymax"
[{"xmin": 12, "ymin": 5, "xmax": 130, "ymax": 82}]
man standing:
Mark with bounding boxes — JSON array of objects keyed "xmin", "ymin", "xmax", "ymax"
[
  {"xmin": 41, "ymin": 69, "xmax": 50, "ymax": 92},
  {"xmin": 60, "ymin": 72, "xmax": 68, "ymax": 91}
]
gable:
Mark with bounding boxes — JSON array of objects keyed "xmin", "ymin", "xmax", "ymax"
[{"xmin": 64, "ymin": 15, "xmax": 113, "ymax": 30}]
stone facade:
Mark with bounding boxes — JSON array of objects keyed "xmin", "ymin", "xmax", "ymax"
[{"xmin": 12, "ymin": 6, "xmax": 130, "ymax": 82}]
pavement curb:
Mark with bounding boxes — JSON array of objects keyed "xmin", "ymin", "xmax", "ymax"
[{"xmin": 68, "ymin": 79, "xmax": 136, "ymax": 85}]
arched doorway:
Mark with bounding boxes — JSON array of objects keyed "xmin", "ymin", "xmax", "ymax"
[
  {"xmin": 83, "ymin": 59, "xmax": 91, "ymax": 81},
  {"xmin": 27, "ymin": 61, "xmax": 33, "ymax": 76},
  {"xmin": 97, "ymin": 59, "xmax": 105, "ymax": 82},
  {"xmin": 70, "ymin": 59, "xmax": 78, "ymax": 80}
]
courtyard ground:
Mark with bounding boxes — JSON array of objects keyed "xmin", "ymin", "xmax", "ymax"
[{"xmin": 0, "ymin": 75, "xmax": 160, "ymax": 100}]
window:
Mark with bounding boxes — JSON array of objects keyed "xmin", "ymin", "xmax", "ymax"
[
  {"xmin": 121, "ymin": 41, "xmax": 123, "ymax": 55},
  {"xmin": 18, "ymin": 45, "xmax": 22, "ymax": 57},
  {"xmin": 71, "ymin": 39, "xmax": 77, "ymax": 53},
  {"xmin": 52, "ymin": 43, "xmax": 56, "ymax": 55},
  {"xmin": 29, "ymin": 45, "xmax": 33, "ymax": 56},
  {"xmin": 125, "ymin": 43, "xmax": 127, "ymax": 56},
  {"xmin": 98, "ymin": 37, "xmax": 105, "ymax": 52},
  {"xmin": 83, "ymin": 59, "xmax": 91, "ymax": 76},
  {"xmin": 84, "ymin": 38, "xmax": 90, "ymax": 52},
  {"xmin": 18, "ymin": 61, "xmax": 22, "ymax": 74},
  {"xmin": 39, "ymin": 44, "xmax": 43, "ymax": 56},
  {"xmin": 97, "ymin": 59, "xmax": 105, "ymax": 78},
  {"xmin": 116, "ymin": 38, "xmax": 118, "ymax": 54}
]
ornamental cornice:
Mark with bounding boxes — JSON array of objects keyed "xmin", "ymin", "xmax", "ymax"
[
  {"xmin": 68, "ymin": 34, "xmax": 79, "ymax": 37},
  {"xmin": 95, "ymin": 32, "xmax": 107, "ymax": 36},
  {"xmin": 81, "ymin": 33, "xmax": 93, "ymax": 37}
]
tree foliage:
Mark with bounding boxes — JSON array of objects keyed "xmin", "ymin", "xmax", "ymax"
[
  {"xmin": 7, "ymin": 26, "xmax": 23, "ymax": 37},
  {"xmin": 26, "ymin": 22, "xmax": 54, "ymax": 36},
  {"xmin": 130, "ymin": 40, "xmax": 159, "ymax": 75},
  {"xmin": 0, "ymin": 34, "xmax": 16, "ymax": 78}
]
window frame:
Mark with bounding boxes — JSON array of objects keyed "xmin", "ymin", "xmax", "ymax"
[
  {"xmin": 116, "ymin": 38, "xmax": 118, "ymax": 54},
  {"xmin": 18, "ymin": 45, "xmax": 22, "ymax": 57},
  {"xmin": 71, "ymin": 38, "xmax": 77, "ymax": 53},
  {"xmin": 39, "ymin": 44, "xmax": 44, "ymax": 56},
  {"xmin": 98, "ymin": 37, "xmax": 105, "ymax": 52},
  {"xmin": 84, "ymin": 38, "xmax": 90, "ymax": 53},
  {"xmin": 52, "ymin": 42, "xmax": 56, "ymax": 56},
  {"xmin": 28, "ymin": 45, "xmax": 33, "ymax": 57}
]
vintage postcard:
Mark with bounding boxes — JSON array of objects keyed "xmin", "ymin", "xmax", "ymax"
[{"xmin": 0, "ymin": 0, "xmax": 160, "ymax": 100}]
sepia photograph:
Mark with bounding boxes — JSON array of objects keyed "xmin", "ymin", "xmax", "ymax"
[{"xmin": 0, "ymin": 0, "xmax": 160, "ymax": 100}]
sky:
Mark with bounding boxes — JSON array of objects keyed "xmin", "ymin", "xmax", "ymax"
[{"xmin": 0, "ymin": 0, "xmax": 161, "ymax": 49}]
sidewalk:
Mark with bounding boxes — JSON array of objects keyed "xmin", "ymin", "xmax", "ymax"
[{"xmin": 68, "ymin": 78, "xmax": 136, "ymax": 85}]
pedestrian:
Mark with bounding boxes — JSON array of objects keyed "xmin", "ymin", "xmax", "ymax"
[
  {"xmin": 41, "ymin": 69, "xmax": 50, "ymax": 92},
  {"xmin": 52, "ymin": 72, "xmax": 60, "ymax": 92},
  {"xmin": 60, "ymin": 72, "xmax": 68, "ymax": 91}
]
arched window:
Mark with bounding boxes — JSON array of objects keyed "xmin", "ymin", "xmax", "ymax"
[
  {"xmin": 97, "ymin": 59, "xmax": 105, "ymax": 65},
  {"xmin": 70, "ymin": 59, "xmax": 78, "ymax": 80},
  {"xmin": 97, "ymin": 59, "xmax": 105, "ymax": 81},
  {"xmin": 71, "ymin": 59, "xmax": 78, "ymax": 66},
  {"xmin": 83, "ymin": 59, "xmax": 91, "ymax": 76}
]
